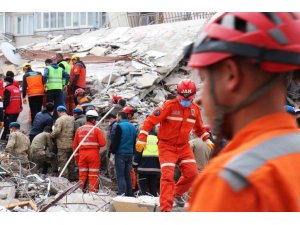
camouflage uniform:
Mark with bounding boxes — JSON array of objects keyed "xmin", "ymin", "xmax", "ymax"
[
  {"xmin": 74, "ymin": 114, "xmax": 86, "ymax": 132},
  {"xmin": 30, "ymin": 131, "xmax": 57, "ymax": 173},
  {"xmin": 51, "ymin": 114, "xmax": 77, "ymax": 181},
  {"xmin": 5, "ymin": 130, "xmax": 30, "ymax": 167},
  {"xmin": 189, "ymin": 138, "xmax": 212, "ymax": 172}
]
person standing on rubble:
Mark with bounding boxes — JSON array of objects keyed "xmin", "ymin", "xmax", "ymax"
[
  {"xmin": 22, "ymin": 63, "xmax": 45, "ymax": 122},
  {"xmin": 106, "ymin": 113, "xmax": 118, "ymax": 179},
  {"xmin": 187, "ymin": 12, "xmax": 300, "ymax": 212},
  {"xmin": 111, "ymin": 97, "xmax": 126, "ymax": 116},
  {"xmin": 2, "ymin": 76, "xmax": 22, "ymax": 141},
  {"xmin": 70, "ymin": 55, "xmax": 86, "ymax": 105},
  {"xmin": 30, "ymin": 126, "xmax": 57, "ymax": 174},
  {"xmin": 73, "ymin": 107, "xmax": 86, "ymax": 132},
  {"xmin": 73, "ymin": 110, "xmax": 106, "ymax": 192},
  {"xmin": 136, "ymin": 79, "xmax": 214, "ymax": 212},
  {"xmin": 4, "ymin": 122, "xmax": 30, "ymax": 167},
  {"xmin": 51, "ymin": 105, "xmax": 76, "ymax": 181},
  {"xmin": 29, "ymin": 102, "xmax": 55, "ymax": 142},
  {"xmin": 43, "ymin": 58, "xmax": 69, "ymax": 118},
  {"xmin": 56, "ymin": 53, "xmax": 71, "ymax": 108},
  {"xmin": 110, "ymin": 111, "xmax": 137, "ymax": 196},
  {"xmin": 133, "ymin": 126, "xmax": 160, "ymax": 197}
]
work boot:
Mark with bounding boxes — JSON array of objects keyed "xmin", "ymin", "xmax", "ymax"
[{"xmin": 174, "ymin": 196, "xmax": 186, "ymax": 207}]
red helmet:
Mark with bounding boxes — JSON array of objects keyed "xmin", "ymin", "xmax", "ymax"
[
  {"xmin": 74, "ymin": 88, "xmax": 85, "ymax": 97},
  {"xmin": 112, "ymin": 95, "xmax": 122, "ymax": 104},
  {"xmin": 188, "ymin": 12, "xmax": 300, "ymax": 73},
  {"xmin": 177, "ymin": 79, "xmax": 196, "ymax": 100},
  {"xmin": 123, "ymin": 106, "xmax": 136, "ymax": 115}
]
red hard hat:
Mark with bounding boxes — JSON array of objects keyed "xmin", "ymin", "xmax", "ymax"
[
  {"xmin": 188, "ymin": 12, "xmax": 300, "ymax": 73},
  {"xmin": 74, "ymin": 88, "xmax": 85, "ymax": 97},
  {"xmin": 177, "ymin": 79, "xmax": 196, "ymax": 100},
  {"xmin": 123, "ymin": 106, "xmax": 136, "ymax": 115},
  {"xmin": 112, "ymin": 95, "xmax": 122, "ymax": 104}
]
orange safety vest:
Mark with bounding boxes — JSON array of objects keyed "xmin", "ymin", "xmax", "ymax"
[
  {"xmin": 5, "ymin": 85, "xmax": 21, "ymax": 114},
  {"xmin": 138, "ymin": 98, "xmax": 209, "ymax": 145},
  {"xmin": 73, "ymin": 122, "xmax": 106, "ymax": 151},
  {"xmin": 188, "ymin": 113, "xmax": 300, "ymax": 212},
  {"xmin": 25, "ymin": 72, "xmax": 44, "ymax": 97}
]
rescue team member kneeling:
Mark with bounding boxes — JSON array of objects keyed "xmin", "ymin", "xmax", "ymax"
[{"xmin": 73, "ymin": 110, "xmax": 106, "ymax": 192}]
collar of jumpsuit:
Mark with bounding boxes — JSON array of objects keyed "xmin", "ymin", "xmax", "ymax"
[{"xmin": 221, "ymin": 113, "xmax": 298, "ymax": 155}]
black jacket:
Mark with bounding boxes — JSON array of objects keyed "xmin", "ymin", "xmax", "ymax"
[{"xmin": 29, "ymin": 110, "xmax": 54, "ymax": 137}]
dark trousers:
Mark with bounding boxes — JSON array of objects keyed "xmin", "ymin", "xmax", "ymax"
[
  {"xmin": 29, "ymin": 95, "xmax": 44, "ymax": 123},
  {"xmin": 115, "ymin": 154, "xmax": 133, "ymax": 196},
  {"xmin": 138, "ymin": 173, "xmax": 160, "ymax": 197},
  {"xmin": 46, "ymin": 89, "xmax": 63, "ymax": 119},
  {"xmin": 2, "ymin": 113, "xmax": 19, "ymax": 140}
]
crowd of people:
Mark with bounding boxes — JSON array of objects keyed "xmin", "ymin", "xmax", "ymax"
[{"xmin": 1, "ymin": 12, "xmax": 300, "ymax": 212}]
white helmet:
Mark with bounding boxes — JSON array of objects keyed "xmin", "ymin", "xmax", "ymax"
[{"xmin": 86, "ymin": 110, "xmax": 99, "ymax": 117}]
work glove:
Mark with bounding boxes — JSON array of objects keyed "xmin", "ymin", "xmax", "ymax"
[
  {"xmin": 1, "ymin": 153, "xmax": 7, "ymax": 161},
  {"xmin": 0, "ymin": 122, "xmax": 3, "ymax": 129},
  {"xmin": 22, "ymin": 99, "xmax": 27, "ymax": 104},
  {"xmin": 135, "ymin": 140, "xmax": 146, "ymax": 153},
  {"xmin": 205, "ymin": 139, "xmax": 215, "ymax": 151}
]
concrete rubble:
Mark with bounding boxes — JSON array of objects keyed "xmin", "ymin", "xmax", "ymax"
[{"xmin": 0, "ymin": 19, "xmax": 209, "ymax": 212}]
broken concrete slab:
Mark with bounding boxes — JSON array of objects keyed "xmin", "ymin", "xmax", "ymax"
[
  {"xmin": 101, "ymin": 73, "xmax": 120, "ymax": 84},
  {"xmin": 110, "ymin": 196, "xmax": 159, "ymax": 212},
  {"xmin": 0, "ymin": 65, "xmax": 18, "ymax": 76},
  {"xmin": 48, "ymin": 177, "xmax": 73, "ymax": 195},
  {"xmin": 135, "ymin": 72, "xmax": 160, "ymax": 89},
  {"xmin": 0, "ymin": 182, "xmax": 16, "ymax": 207},
  {"xmin": 89, "ymin": 46, "xmax": 108, "ymax": 56}
]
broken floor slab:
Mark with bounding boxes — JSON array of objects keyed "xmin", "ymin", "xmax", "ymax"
[
  {"xmin": 134, "ymin": 72, "xmax": 160, "ymax": 89},
  {"xmin": 0, "ymin": 182, "xmax": 17, "ymax": 207},
  {"xmin": 110, "ymin": 196, "xmax": 159, "ymax": 212},
  {"xmin": 89, "ymin": 46, "xmax": 109, "ymax": 56}
]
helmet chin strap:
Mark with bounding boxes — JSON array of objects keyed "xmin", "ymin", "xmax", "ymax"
[{"xmin": 207, "ymin": 68, "xmax": 286, "ymax": 157}]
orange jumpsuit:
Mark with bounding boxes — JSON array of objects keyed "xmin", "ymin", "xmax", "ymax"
[
  {"xmin": 73, "ymin": 122, "xmax": 106, "ymax": 192},
  {"xmin": 138, "ymin": 98, "xmax": 209, "ymax": 212},
  {"xmin": 188, "ymin": 113, "xmax": 300, "ymax": 211}
]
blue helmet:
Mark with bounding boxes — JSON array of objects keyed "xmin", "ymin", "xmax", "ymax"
[
  {"xmin": 57, "ymin": 105, "xmax": 67, "ymax": 112},
  {"xmin": 73, "ymin": 107, "xmax": 83, "ymax": 114},
  {"xmin": 9, "ymin": 122, "xmax": 20, "ymax": 128},
  {"xmin": 285, "ymin": 105, "xmax": 296, "ymax": 115}
]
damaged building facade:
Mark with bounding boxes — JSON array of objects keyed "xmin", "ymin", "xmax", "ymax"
[{"xmin": 0, "ymin": 12, "xmax": 215, "ymax": 212}]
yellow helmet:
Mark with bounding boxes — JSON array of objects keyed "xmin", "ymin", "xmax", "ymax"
[
  {"xmin": 22, "ymin": 63, "xmax": 31, "ymax": 73},
  {"xmin": 71, "ymin": 55, "xmax": 80, "ymax": 61}
]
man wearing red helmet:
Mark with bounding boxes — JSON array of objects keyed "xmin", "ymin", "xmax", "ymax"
[
  {"xmin": 136, "ymin": 79, "xmax": 213, "ymax": 212},
  {"xmin": 187, "ymin": 12, "xmax": 300, "ymax": 211}
]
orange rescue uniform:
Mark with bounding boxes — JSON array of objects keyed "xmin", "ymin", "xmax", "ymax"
[
  {"xmin": 73, "ymin": 122, "xmax": 106, "ymax": 192},
  {"xmin": 188, "ymin": 113, "xmax": 300, "ymax": 212},
  {"xmin": 70, "ymin": 62, "xmax": 86, "ymax": 89},
  {"xmin": 138, "ymin": 98, "xmax": 209, "ymax": 212}
]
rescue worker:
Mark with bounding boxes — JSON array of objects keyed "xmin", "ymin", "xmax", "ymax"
[
  {"xmin": 4, "ymin": 122, "xmax": 30, "ymax": 167},
  {"xmin": 122, "ymin": 105, "xmax": 139, "ymax": 193},
  {"xmin": 43, "ymin": 58, "xmax": 69, "ymax": 118},
  {"xmin": 73, "ymin": 110, "xmax": 106, "ymax": 192},
  {"xmin": 51, "ymin": 105, "xmax": 76, "ymax": 181},
  {"xmin": 5, "ymin": 71, "xmax": 19, "ymax": 88},
  {"xmin": 22, "ymin": 63, "xmax": 45, "ymax": 122},
  {"xmin": 111, "ymin": 98, "xmax": 126, "ymax": 117},
  {"xmin": 56, "ymin": 53, "xmax": 71, "ymax": 108},
  {"xmin": 73, "ymin": 107, "xmax": 86, "ymax": 132},
  {"xmin": 70, "ymin": 55, "xmax": 86, "ymax": 105},
  {"xmin": 74, "ymin": 88, "xmax": 94, "ymax": 113},
  {"xmin": 30, "ymin": 126, "xmax": 56, "ymax": 174},
  {"xmin": 136, "ymin": 79, "xmax": 214, "ymax": 212},
  {"xmin": 29, "ymin": 102, "xmax": 54, "ymax": 142},
  {"xmin": 111, "ymin": 111, "xmax": 137, "ymax": 196},
  {"xmin": 133, "ymin": 128, "xmax": 160, "ymax": 197},
  {"xmin": 2, "ymin": 76, "xmax": 22, "ymax": 140},
  {"xmin": 187, "ymin": 12, "xmax": 300, "ymax": 212}
]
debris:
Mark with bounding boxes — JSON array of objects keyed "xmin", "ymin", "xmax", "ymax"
[
  {"xmin": 89, "ymin": 46, "xmax": 108, "ymax": 56},
  {"xmin": 0, "ymin": 182, "xmax": 16, "ymax": 207},
  {"xmin": 7, "ymin": 200, "xmax": 38, "ymax": 212},
  {"xmin": 110, "ymin": 196, "xmax": 159, "ymax": 212}
]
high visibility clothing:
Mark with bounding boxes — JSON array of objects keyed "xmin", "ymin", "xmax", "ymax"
[
  {"xmin": 142, "ymin": 135, "xmax": 159, "ymax": 157},
  {"xmin": 0, "ymin": 80, "xmax": 19, "ymax": 98},
  {"xmin": 70, "ymin": 61, "xmax": 86, "ymax": 89},
  {"xmin": 189, "ymin": 113, "xmax": 300, "ymax": 212},
  {"xmin": 23, "ymin": 71, "xmax": 44, "ymax": 97},
  {"xmin": 137, "ymin": 98, "xmax": 209, "ymax": 212},
  {"xmin": 73, "ymin": 122, "xmax": 106, "ymax": 192},
  {"xmin": 4, "ymin": 85, "xmax": 21, "ymax": 114},
  {"xmin": 45, "ymin": 66, "xmax": 63, "ymax": 91},
  {"xmin": 58, "ymin": 61, "xmax": 71, "ymax": 86},
  {"xmin": 138, "ymin": 98, "xmax": 210, "ymax": 145}
]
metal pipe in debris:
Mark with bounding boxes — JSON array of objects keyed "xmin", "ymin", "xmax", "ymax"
[{"xmin": 58, "ymin": 106, "xmax": 115, "ymax": 178}]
